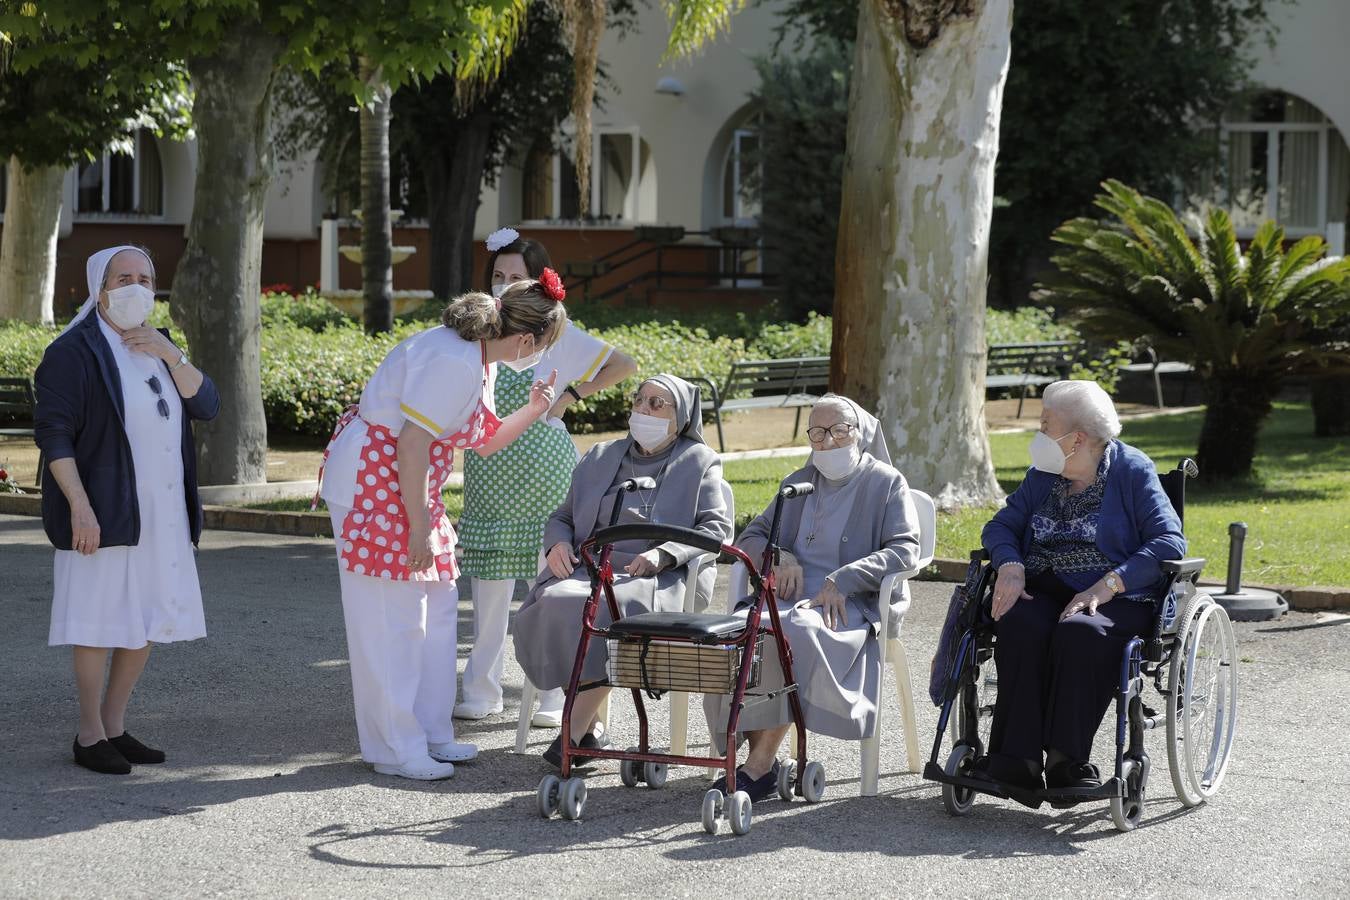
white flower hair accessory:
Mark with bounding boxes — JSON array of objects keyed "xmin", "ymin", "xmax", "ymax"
[{"xmin": 485, "ymin": 227, "xmax": 520, "ymax": 253}]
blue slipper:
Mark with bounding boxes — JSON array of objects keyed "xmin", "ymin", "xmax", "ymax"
[{"xmin": 710, "ymin": 767, "xmax": 755, "ymax": 796}]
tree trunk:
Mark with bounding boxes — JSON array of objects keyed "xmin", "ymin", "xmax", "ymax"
[
  {"xmin": 0, "ymin": 159, "xmax": 64, "ymax": 324},
  {"xmin": 1195, "ymin": 373, "xmax": 1276, "ymax": 482},
  {"xmin": 830, "ymin": 0, "xmax": 1011, "ymax": 507},
  {"xmin": 1311, "ymin": 373, "xmax": 1350, "ymax": 437},
  {"xmin": 173, "ymin": 25, "xmax": 284, "ymax": 486},
  {"xmin": 562, "ymin": 0, "xmax": 605, "ymax": 218},
  {"xmin": 359, "ymin": 58, "xmax": 393, "ymax": 334},
  {"xmin": 417, "ymin": 111, "xmax": 494, "ymax": 299}
]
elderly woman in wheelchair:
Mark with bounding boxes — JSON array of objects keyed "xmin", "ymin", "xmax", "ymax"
[
  {"xmin": 975, "ymin": 381, "xmax": 1187, "ymax": 800},
  {"xmin": 704, "ymin": 394, "xmax": 921, "ymax": 802}
]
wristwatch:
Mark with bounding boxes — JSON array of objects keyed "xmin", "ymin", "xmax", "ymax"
[
  {"xmin": 169, "ymin": 352, "xmax": 189, "ymax": 372},
  {"xmin": 1104, "ymin": 571, "xmax": 1123, "ymax": 594},
  {"xmin": 564, "ymin": 385, "xmax": 583, "ymax": 402}
]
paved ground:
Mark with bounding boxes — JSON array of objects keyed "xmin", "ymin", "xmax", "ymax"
[{"xmin": 1, "ymin": 514, "xmax": 1346, "ymax": 898}]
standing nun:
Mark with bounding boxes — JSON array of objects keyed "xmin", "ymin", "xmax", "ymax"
[
  {"xmin": 513, "ymin": 374, "xmax": 732, "ymax": 766},
  {"xmin": 703, "ymin": 394, "xmax": 920, "ymax": 801},
  {"xmin": 34, "ymin": 246, "xmax": 220, "ymax": 775}
]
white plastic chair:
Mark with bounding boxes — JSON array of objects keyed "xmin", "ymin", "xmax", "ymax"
[
  {"xmin": 722, "ymin": 489, "xmax": 936, "ymax": 796},
  {"xmin": 514, "ymin": 479, "xmax": 733, "ymax": 755}
]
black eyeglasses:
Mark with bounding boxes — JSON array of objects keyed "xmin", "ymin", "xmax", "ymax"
[
  {"xmin": 146, "ymin": 375, "xmax": 170, "ymax": 419},
  {"xmin": 806, "ymin": 422, "xmax": 856, "ymax": 443}
]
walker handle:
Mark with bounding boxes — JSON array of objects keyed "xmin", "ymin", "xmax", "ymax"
[{"xmin": 587, "ymin": 524, "xmax": 747, "ymax": 566}]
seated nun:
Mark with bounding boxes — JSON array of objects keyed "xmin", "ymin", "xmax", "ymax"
[
  {"xmin": 703, "ymin": 394, "xmax": 921, "ymax": 801},
  {"xmin": 513, "ymin": 374, "xmax": 732, "ymax": 768}
]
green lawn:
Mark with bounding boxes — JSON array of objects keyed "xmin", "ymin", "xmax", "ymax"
[{"xmin": 248, "ymin": 403, "xmax": 1348, "ymax": 587}]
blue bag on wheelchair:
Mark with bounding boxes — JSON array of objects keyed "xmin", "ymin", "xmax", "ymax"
[{"xmin": 928, "ymin": 559, "xmax": 985, "ymax": 707}]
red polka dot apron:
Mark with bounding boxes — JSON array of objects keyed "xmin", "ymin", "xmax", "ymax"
[{"xmin": 317, "ymin": 356, "xmax": 501, "ymax": 583}]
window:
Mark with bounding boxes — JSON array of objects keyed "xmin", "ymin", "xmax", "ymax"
[
  {"xmin": 74, "ymin": 129, "xmax": 164, "ymax": 217},
  {"xmin": 521, "ymin": 127, "xmax": 646, "ymax": 222},
  {"xmin": 1213, "ymin": 92, "xmax": 1350, "ymax": 235},
  {"xmin": 721, "ymin": 127, "xmax": 760, "ymax": 225}
]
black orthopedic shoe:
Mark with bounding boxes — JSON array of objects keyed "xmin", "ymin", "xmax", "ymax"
[
  {"xmin": 1045, "ymin": 760, "xmax": 1101, "ymax": 807},
  {"xmin": 73, "ymin": 737, "xmax": 132, "ymax": 775},
  {"xmin": 109, "ymin": 732, "xmax": 166, "ymax": 765},
  {"xmin": 543, "ymin": 731, "xmax": 611, "ymax": 769}
]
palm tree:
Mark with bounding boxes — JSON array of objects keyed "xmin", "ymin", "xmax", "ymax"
[{"xmin": 1037, "ymin": 179, "xmax": 1350, "ymax": 481}]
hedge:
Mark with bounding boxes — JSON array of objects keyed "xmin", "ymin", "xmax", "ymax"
[{"xmin": 0, "ymin": 296, "xmax": 1117, "ymax": 434}]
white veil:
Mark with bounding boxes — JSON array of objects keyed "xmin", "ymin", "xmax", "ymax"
[{"xmin": 60, "ymin": 245, "xmax": 156, "ymax": 336}]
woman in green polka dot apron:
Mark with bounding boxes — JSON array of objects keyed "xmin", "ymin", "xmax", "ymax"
[{"xmin": 455, "ymin": 230, "xmax": 636, "ymax": 722}]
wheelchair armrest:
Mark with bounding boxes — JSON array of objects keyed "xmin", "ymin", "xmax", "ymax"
[
  {"xmin": 1160, "ymin": 557, "xmax": 1207, "ymax": 580},
  {"xmin": 970, "ymin": 548, "xmax": 990, "ymax": 563}
]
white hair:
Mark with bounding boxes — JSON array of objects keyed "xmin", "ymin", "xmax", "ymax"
[{"xmin": 1042, "ymin": 380, "xmax": 1121, "ymax": 442}]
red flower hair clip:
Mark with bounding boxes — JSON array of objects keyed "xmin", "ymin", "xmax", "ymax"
[{"xmin": 539, "ymin": 267, "xmax": 566, "ymax": 303}]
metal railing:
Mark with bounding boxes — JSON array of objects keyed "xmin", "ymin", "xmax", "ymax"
[{"xmin": 561, "ymin": 225, "xmax": 778, "ymax": 304}]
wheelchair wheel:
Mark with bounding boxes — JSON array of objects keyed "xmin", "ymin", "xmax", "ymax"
[
  {"xmin": 1109, "ymin": 758, "xmax": 1147, "ymax": 832},
  {"xmin": 949, "ymin": 667, "xmax": 997, "ymax": 754},
  {"xmin": 559, "ymin": 777, "xmax": 588, "ymax": 821},
  {"xmin": 701, "ymin": 789, "xmax": 724, "ymax": 835},
  {"xmin": 941, "ymin": 744, "xmax": 978, "ymax": 816},
  {"xmin": 728, "ymin": 790, "xmax": 753, "ymax": 836},
  {"xmin": 536, "ymin": 774, "xmax": 561, "ymax": 819},
  {"xmin": 1167, "ymin": 600, "xmax": 1239, "ymax": 808}
]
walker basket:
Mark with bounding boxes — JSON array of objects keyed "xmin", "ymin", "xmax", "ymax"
[{"xmin": 607, "ymin": 634, "xmax": 764, "ymax": 694}]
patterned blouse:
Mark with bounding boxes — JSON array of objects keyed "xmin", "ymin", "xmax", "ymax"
[{"xmin": 1023, "ymin": 444, "xmax": 1136, "ymax": 597}]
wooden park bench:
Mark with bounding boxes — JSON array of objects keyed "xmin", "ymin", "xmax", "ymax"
[
  {"xmin": 686, "ymin": 356, "xmax": 830, "ymax": 452},
  {"xmin": 985, "ymin": 341, "xmax": 1082, "ymax": 417},
  {"xmin": 1120, "ymin": 344, "xmax": 1195, "ymax": 408},
  {"xmin": 0, "ymin": 376, "xmax": 42, "ymax": 486}
]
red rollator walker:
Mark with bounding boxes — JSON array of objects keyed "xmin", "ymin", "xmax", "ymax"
[{"xmin": 535, "ymin": 479, "xmax": 825, "ymax": 836}]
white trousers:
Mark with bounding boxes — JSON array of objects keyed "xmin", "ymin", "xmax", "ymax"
[
  {"xmin": 330, "ymin": 503, "xmax": 458, "ymax": 766},
  {"xmin": 461, "ymin": 578, "xmax": 513, "ymax": 707}
]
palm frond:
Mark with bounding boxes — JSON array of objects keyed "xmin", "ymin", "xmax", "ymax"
[{"xmin": 661, "ymin": 0, "xmax": 748, "ymax": 59}]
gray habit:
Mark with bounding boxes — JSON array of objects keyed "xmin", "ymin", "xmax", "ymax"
[
  {"xmin": 513, "ymin": 435, "xmax": 731, "ymax": 689},
  {"xmin": 704, "ymin": 452, "xmax": 920, "ymax": 744}
]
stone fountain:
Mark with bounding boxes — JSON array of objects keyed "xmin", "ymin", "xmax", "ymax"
[{"xmin": 319, "ymin": 210, "xmax": 433, "ymax": 318}]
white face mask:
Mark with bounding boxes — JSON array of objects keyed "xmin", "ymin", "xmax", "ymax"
[
  {"xmin": 1029, "ymin": 430, "xmax": 1077, "ymax": 475},
  {"xmin": 103, "ymin": 283, "xmax": 155, "ymax": 330},
  {"xmin": 629, "ymin": 411, "xmax": 672, "ymax": 451},
  {"xmin": 490, "ymin": 282, "xmax": 508, "ymax": 298},
  {"xmin": 811, "ymin": 442, "xmax": 861, "ymax": 480},
  {"xmin": 501, "ymin": 336, "xmax": 544, "ymax": 373}
]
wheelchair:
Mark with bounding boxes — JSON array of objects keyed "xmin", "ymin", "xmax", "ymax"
[{"xmin": 923, "ymin": 459, "xmax": 1239, "ymax": 832}]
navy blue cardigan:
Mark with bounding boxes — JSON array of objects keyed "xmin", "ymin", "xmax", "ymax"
[
  {"xmin": 33, "ymin": 311, "xmax": 221, "ymax": 550},
  {"xmin": 982, "ymin": 440, "xmax": 1185, "ymax": 598}
]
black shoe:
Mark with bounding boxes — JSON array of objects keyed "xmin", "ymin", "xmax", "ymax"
[
  {"xmin": 710, "ymin": 767, "xmax": 755, "ymax": 796},
  {"xmin": 743, "ymin": 760, "xmax": 781, "ymax": 802},
  {"xmin": 73, "ymin": 737, "xmax": 132, "ymax": 775},
  {"xmin": 985, "ymin": 753, "xmax": 1045, "ymax": 792},
  {"xmin": 1046, "ymin": 760, "xmax": 1101, "ymax": 791},
  {"xmin": 543, "ymin": 731, "xmax": 610, "ymax": 769},
  {"xmin": 109, "ymin": 732, "xmax": 166, "ymax": 765},
  {"xmin": 1045, "ymin": 760, "xmax": 1101, "ymax": 807}
]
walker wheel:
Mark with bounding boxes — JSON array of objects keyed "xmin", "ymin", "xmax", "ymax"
[
  {"xmin": 941, "ymin": 744, "xmax": 978, "ymax": 816},
  {"xmin": 728, "ymin": 790, "xmax": 753, "ymax": 836},
  {"xmin": 701, "ymin": 788, "xmax": 724, "ymax": 835},
  {"xmin": 777, "ymin": 760, "xmax": 797, "ymax": 802},
  {"xmin": 536, "ymin": 774, "xmax": 561, "ymax": 819},
  {"xmin": 619, "ymin": 753, "xmax": 641, "ymax": 788},
  {"xmin": 559, "ymin": 776, "xmax": 587, "ymax": 821},
  {"xmin": 801, "ymin": 761, "xmax": 826, "ymax": 803},
  {"xmin": 642, "ymin": 760, "xmax": 669, "ymax": 789}
]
